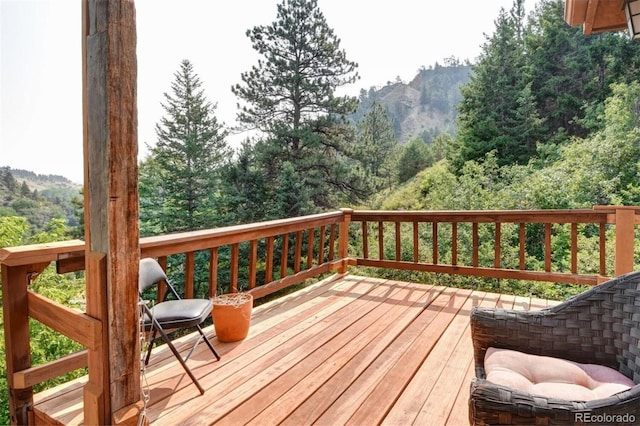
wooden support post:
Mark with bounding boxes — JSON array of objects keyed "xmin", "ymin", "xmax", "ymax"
[
  {"xmin": 614, "ymin": 206, "xmax": 637, "ymax": 276},
  {"xmin": 82, "ymin": 0, "xmax": 141, "ymax": 424},
  {"xmin": 2, "ymin": 263, "xmax": 47, "ymax": 425}
]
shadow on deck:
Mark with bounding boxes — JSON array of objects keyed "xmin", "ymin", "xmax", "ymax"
[{"xmin": 33, "ymin": 275, "xmax": 558, "ymax": 425}]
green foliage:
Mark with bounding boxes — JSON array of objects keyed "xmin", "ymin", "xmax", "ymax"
[
  {"xmin": 368, "ymin": 80, "xmax": 640, "ymax": 297},
  {"xmin": 232, "ymin": 0, "xmax": 359, "ymax": 134},
  {"xmin": 454, "ymin": 0, "xmax": 538, "ymax": 170},
  {"xmin": 0, "ymin": 167, "xmax": 81, "ymax": 236},
  {"xmin": 0, "ymin": 216, "xmax": 29, "ymax": 247},
  {"xmin": 229, "ymin": 0, "xmax": 367, "ymax": 215},
  {"xmin": 0, "ymin": 216, "xmax": 83, "ymax": 424},
  {"xmin": 454, "ymin": 0, "xmax": 640, "ymax": 171},
  {"xmin": 354, "ymin": 102, "xmax": 397, "ymax": 188},
  {"xmin": 140, "ymin": 59, "xmax": 231, "ymax": 233},
  {"xmin": 396, "ymin": 138, "xmax": 434, "ymax": 184}
]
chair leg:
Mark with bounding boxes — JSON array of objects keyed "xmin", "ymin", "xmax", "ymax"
[
  {"xmin": 144, "ymin": 328, "xmax": 158, "ymax": 366},
  {"xmin": 151, "ymin": 318, "xmax": 205, "ymax": 395},
  {"xmin": 196, "ymin": 324, "xmax": 221, "ymax": 361}
]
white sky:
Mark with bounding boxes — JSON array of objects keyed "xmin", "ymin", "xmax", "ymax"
[{"xmin": 1, "ymin": 0, "xmax": 536, "ymax": 184}]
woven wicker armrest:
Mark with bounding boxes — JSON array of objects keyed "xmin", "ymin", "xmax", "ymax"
[
  {"xmin": 472, "ymin": 271, "xmax": 640, "ymax": 375},
  {"xmin": 470, "ymin": 376, "xmax": 640, "ymax": 425},
  {"xmin": 468, "ymin": 305, "xmax": 602, "ymax": 376},
  {"xmin": 469, "ymin": 272, "xmax": 640, "ymax": 425}
]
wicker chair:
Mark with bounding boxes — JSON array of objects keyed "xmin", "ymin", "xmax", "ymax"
[{"xmin": 469, "ymin": 271, "xmax": 640, "ymax": 425}]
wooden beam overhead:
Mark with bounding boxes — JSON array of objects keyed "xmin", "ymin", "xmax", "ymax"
[{"xmin": 564, "ymin": 0, "xmax": 627, "ymax": 34}]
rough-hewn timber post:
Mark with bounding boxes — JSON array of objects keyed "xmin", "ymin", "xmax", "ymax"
[{"xmin": 82, "ymin": 1, "xmax": 141, "ymax": 424}]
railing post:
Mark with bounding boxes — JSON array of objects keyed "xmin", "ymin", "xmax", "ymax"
[
  {"xmin": 2, "ymin": 262, "xmax": 48, "ymax": 425},
  {"xmin": 2, "ymin": 264, "xmax": 32, "ymax": 426},
  {"xmin": 338, "ymin": 209, "xmax": 353, "ymax": 274},
  {"xmin": 614, "ymin": 206, "xmax": 637, "ymax": 276}
]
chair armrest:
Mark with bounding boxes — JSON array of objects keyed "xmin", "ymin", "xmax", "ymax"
[{"xmin": 469, "ymin": 377, "xmax": 640, "ymax": 425}]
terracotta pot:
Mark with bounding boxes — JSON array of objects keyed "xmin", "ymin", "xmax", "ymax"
[{"xmin": 212, "ymin": 293, "xmax": 253, "ymax": 342}]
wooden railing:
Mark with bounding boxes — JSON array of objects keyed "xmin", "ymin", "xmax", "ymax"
[
  {"xmin": 1, "ymin": 206, "xmax": 639, "ymax": 423},
  {"xmin": 348, "ymin": 206, "xmax": 640, "ymax": 285}
]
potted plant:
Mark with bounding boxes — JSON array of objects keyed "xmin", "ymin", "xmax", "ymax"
[{"xmin": 211, "ymin": 292, "xmax": 253, "ymax": 342}]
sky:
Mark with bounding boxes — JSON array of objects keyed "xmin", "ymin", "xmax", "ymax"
[{"xmin": 1, "ymin": 0, "xmax": 537, "ymax": 184}]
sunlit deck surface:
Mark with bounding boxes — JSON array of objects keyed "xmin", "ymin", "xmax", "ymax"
[{"xmin": 33, "ymin": 275, "xmax": 559, "ymax": 425}]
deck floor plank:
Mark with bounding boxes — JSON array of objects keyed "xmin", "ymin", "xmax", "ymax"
[
  {"xmin": 218, "ymin": 282, "xmax": 438, "ymax": 426},
  {"xmin": 153, "ymin": 277, "xmax": 389, "ymax": 425},
  {"xmin": 211, "ymin": 280, "xmax": 424, "ymax": 425},
  {"xmin": 31, "ymin": 275, "xmax": 560, "ymax": 426},
  {"xmin": 312, "ymin": 287, "xmax": 471, "ymax": 426},
  {"xmin": 252, "ymin": 283, "xmax": 443, "ymax": 426},
  {"xmin": 380, "ymin": 290, "xmax": 482, "ymax": 426},
  {"xmin": 414, "ymin": 292, "xmax": 501, "ymax": 426}
]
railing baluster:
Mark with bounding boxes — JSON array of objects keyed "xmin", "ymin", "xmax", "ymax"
[
  {"xmin": 185, "ymin": 251, "xmax": 195, "ymax": 299},
  {"xmin": 395, "ymin": 222, "xmax": 401, "ymax": 261},
  {"xmin": 231, "ymin": 243, "xmax": 239, "ymax": 293},
  {"xmin": 329, "ymin": 224, "xmax": 336, "ymax": 261},
  {"xmin": 249, "ymin": 240, "xmax": 257, "ymax": 290},
  {"xmin": 307, "ymin": 228, "xmax": 315, "ymax": 268},
  {"xmin": 432, "ymin": 222, "xmax": 438, "ymax": 264},
  {"xmin": 545, "ymin": 223, "xmax": 552, "ymax": 272},
  {"xmin": 318, "ymin": 225, "xmax": 326, "ymax": 265},
  {"xmin": 451, "ymin": 222, "xmax": 458, "ymax": 266},
  {"xmin": 494, "ymin": 223, "xmax": 501, "ymax": 268},
  {"xmin": 280, "ymin": 234, "xmax": 289, "ymax": 279},
  {"xmin": 158, "ymin": 256, "xmax": 168, "ymax": 302},
  {"xmin": 519, "ymin": 223, "xmax": 526, "ymax": 270},
  {"xmin": 266, "ymin": 236, "xmax": 274, "ymax": 283},
  {"xmin": 378, "ymin": 221, "xmax": 384, "ymax": 260},
  {"xmin": 599, "ymin": 223, "xmax": 606, "ymax": 276},
  {"xmin": 362, "ymin": 221, "xmax": 369, "ymax": 259},
  {"xmin": 209, "ymin": 247, "xmax": 218, "ymax": 297},
  {"xmin": 472, "ymin": 223, "xmax": 479, "ymax": 267},
  {"xmin": 571, "ymin": 223, "xmax": 578, "ymax": 274},
  {"xmin": 413, "ymin": 221, "xmax": 419, "ymax": 263},
  {"xmin": 294, "ymin": 231, "xmax": 302, "ymax": 273}
]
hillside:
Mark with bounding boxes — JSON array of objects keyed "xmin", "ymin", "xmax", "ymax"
[
  {"xmin": 351, "ymin": 61, "xmax": 472, "ymax": 143},
  {"xmin": 0, "ymin": 167, "xmax": 82, "ymax": 233}
]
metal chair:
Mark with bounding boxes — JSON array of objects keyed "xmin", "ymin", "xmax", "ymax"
[
  {"xmin": 469, "ymin": 271, "xmax": 640, "ymax": 425},
  {"xmin": 139, "ymin": 257, "xmax": 220, "ymax": 394}
]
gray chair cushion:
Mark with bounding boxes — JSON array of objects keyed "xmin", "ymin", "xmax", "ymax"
[{"xmin": 144, "ymin": 298, "xmax": 213, "ymax": 329}]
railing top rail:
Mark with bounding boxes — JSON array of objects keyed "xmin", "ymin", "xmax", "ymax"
[
  {"xmin": 0, "ymin": 239, "xmax": 85, "ymax": 267},
  {"xmin": 351, "ymin": 208, "xmax": 631, "ymax": 223},
  {"xmin": 3, "ymin": 207, "xmax": 639, "ymax": 267},
  {"xmin": 0, "ymin": 210, "xmax": 346, "ymax": 267},
  {"xmin": 140, "ymin": 210, "xmax": 344, "ymax": 257}
]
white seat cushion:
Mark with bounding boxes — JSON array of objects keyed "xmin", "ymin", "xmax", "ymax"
[{"xmin": 484, "ymin": 347, "xmax": 636, "ymax": 401}]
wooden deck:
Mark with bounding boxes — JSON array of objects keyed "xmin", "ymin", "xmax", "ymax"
[{"xmin": 33, "ymin": 275, "xmax": 558, "ymax": 425}]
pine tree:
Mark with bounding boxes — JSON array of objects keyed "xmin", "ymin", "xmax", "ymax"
[
  {"xmin": 397, "ymin": 138, "xmax": 434, "ymax": 183},
  {"xmin": 141, "ymin": 59, "xmax": 231, "ymax": 233},
  {"xmin": 454, "ymin": 0, "xmax": 535, "ymax": 170},
  {"xmin": 20, "ymin": 181, "xmax": 31, "ymax": 197},
  {"xmin": 356, "ymin": 102, "xmax": 396, "ymax": 176},
  {"xmin": 526, "ymin": 0, "xmax": 640, "ymax": 141},
  {"xmin": 217, "ymin": 141, "xmax": 270, "ymax": 224},
  {"xmin": 231, "ymin": 0, "xmax": 363, "ymax": 216},
  {"xmin": 2, "ymin": 168, "xmax": 18, "ymax": 193}
]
